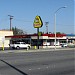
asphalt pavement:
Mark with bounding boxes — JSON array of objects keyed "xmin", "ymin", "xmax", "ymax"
[{"xmin": 0, "ymin": 49, "xmax": 75, "ymax": 75}]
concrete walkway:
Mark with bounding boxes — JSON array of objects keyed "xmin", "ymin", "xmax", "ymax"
[{"xmin": 0, "ymin": 48, "xmax": 75, "ymax": 54}]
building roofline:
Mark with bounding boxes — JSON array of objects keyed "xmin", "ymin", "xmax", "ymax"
[{"xmin": 5, "ymin": 33, "xmax": 66, "ymax": 38}]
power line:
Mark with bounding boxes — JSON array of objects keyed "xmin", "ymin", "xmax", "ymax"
[{"xmin": 14, "ymin": 18, "xmax": 33, "ymax": 23}]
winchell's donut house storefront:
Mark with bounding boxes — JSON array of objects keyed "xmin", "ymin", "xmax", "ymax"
[{"xmin": 0, "ymin": 30, "xmax": 75, "ymax": 49}]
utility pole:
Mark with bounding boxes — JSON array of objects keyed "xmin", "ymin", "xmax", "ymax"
[
  {"xmin": 8, "ymin": 15, "xmax": 14, "ymax": 31},
  {"xmin": 45, "ymin": 22, "xmax": 49, "ymax": 34}
]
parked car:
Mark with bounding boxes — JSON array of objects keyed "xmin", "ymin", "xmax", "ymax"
[
  {"xmin": 9, "ymin": 42, "xmax": 31, "ymax": 49},
  {"xmin": 61, "ymin": 43, "xmax": 68, "ymax": 47}
]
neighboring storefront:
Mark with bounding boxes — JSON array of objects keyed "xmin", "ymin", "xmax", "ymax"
[{"xmin": 0, "ymin": 30, "xmax": 13, "ymax": 49}]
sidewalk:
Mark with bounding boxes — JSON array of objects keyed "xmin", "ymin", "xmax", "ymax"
[{"xmin": 0, "ymin": 48, "xmax": 75, "ymax": 54}]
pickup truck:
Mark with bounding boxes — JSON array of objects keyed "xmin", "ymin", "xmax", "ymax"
[{"xmin": 9, "ymin": 42, "xmax": 31, "ymax": 49}]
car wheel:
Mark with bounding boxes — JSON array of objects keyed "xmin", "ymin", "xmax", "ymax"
[
  {"xmin": 27, "ymin": 46, "xmax": 30, "ymax": 50},
  {"xmin": 28, "ymin": 46, "xmax": 30, "ymax": 49},
  {"xmin": 16, "ymin": 46, "xmax": 20, "ymax": 49}
]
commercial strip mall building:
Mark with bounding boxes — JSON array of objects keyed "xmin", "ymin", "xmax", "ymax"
[{"xmin": 0, "ymin": 30, "xmax": 75, "ymax": 49}]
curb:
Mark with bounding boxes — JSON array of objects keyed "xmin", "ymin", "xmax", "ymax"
[{"xmin": 0, "ymin": 48, "xmax": 75, "ymax": 54}]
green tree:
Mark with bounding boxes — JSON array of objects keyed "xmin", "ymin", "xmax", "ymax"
[
  {"xmin": 56, "ymin": 32, "xmax": 61, "ymax": 34},
  {"xmin": 12, "ymin": 27, "xmax": 26, "ymax": 35}
]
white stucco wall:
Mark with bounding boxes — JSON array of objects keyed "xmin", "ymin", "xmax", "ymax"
[{"xmin": 0, "ymin": 30, "xmax": 13, "ymax": 48}]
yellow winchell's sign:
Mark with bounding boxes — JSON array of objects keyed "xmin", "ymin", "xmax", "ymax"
[{"xmin": 33, "ymin": 16, "xmax": 43, "ymax": 28}]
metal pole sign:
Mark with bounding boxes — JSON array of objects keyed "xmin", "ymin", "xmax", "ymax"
[
  {"xmin": 2, "ymin": 37, "xmax": 5, "ymax": 50},
  {"xmin": 33, "ymin": 15, "xmax": 43, "ymax": 49},
  {"xmin": 0, "ymin": 36, "xmax": 5, "ymax": 50}
]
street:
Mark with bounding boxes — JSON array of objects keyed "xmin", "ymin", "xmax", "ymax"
[{"xmin": 0, "ymin": 49, "xmax": 75, "ymax": 75}]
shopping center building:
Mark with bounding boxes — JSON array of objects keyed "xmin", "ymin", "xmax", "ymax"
[
  {"xmin": 5, "ymin": 32, "xmax": 75, "ymax": 49},
  {"xmin": 0, "ymin": 30, "xmax": 75, "ymax": 49}
]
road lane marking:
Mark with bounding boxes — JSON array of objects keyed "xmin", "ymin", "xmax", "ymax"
[
  {"xmin": 46, "ymin": 66, "xmax": 49, "ymax": 68},
  {"xmin": 28, "ymin": 65, "xmax": 56, "ymax": 71},
  {"xmin": 29, "ymin": 69, "xmax": 32, "ymax": 70},
  {"xmin": 37, "ymin": 68, "xmax": 41, "ymax": 69}
]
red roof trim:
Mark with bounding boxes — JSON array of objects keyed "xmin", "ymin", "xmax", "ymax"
[
  {"xmin": 5, "ymin": 35, "xmax": 31, "ymax": 38},
  {"xmin": 5, "ymin": 34, "xmax": 66, "ymax": 38},
  {"xmin": 42, "ymin": 34, "xmax": 66, "ymax": 37}
]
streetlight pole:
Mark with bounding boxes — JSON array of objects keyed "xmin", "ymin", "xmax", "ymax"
[
  {"xmin": 54, "ymin": 13, "xmax": 56, "ymax": 50},
  {"xmin": 8, "ymin": 15, "xmax": 14, "ymax": 31},
  {"xmin": 54, "ymin": 6, "xmax": 67, "ymax": 50}
]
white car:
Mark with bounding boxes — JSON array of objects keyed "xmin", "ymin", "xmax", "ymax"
[
  {"xmin": 61, "ymin": 43, "xmax": 68, "ymax": 47},
  {"xmin": 9, "ymin": 42, "xmax": 31, "ymax": 49}
]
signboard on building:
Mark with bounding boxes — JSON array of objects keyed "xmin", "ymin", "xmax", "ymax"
[
  {"xmin": 33, "ymin": 15, "xmax": 43, "ymax": 28},
  {"xmin": 0, "ymin": 36, "xmax": 5, "ymax": 43}
]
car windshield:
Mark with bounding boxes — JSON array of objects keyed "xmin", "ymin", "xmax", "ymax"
[{"xmin": 21, "ymin": 42, "xmax": 26, "ymax": 44}]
